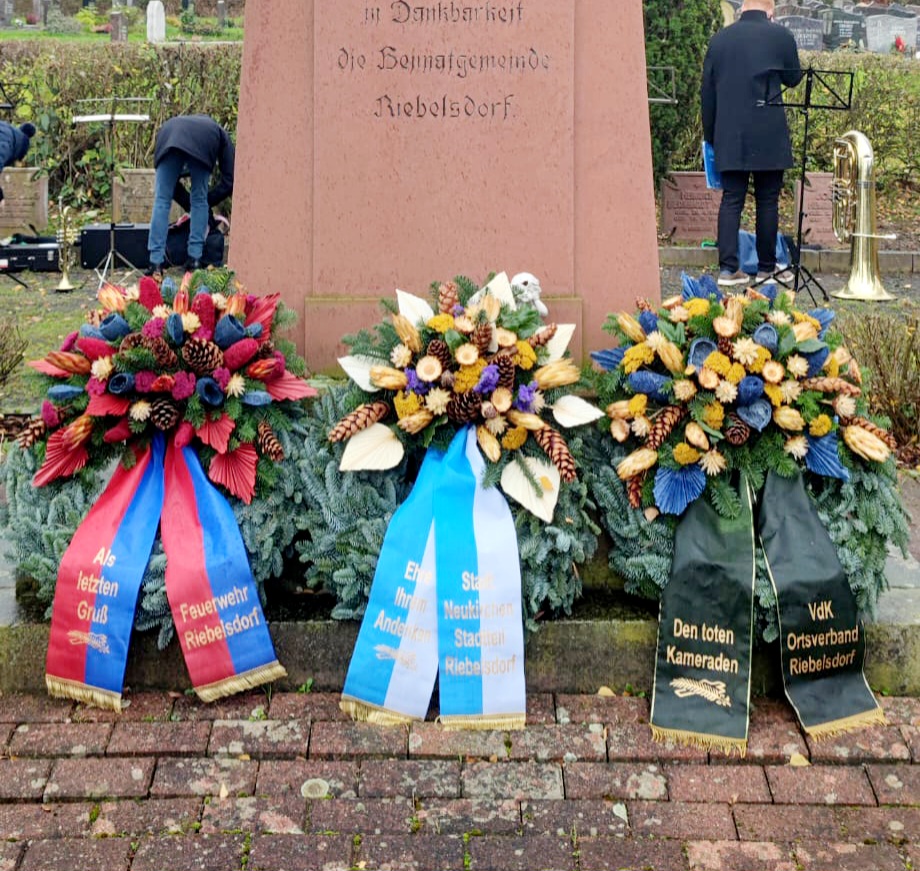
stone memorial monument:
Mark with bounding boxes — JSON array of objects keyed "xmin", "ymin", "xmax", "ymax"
[
  {"xmin": 659, "ymin": 173, "xmax": 721, "ymax": 243},
  {"xmin": 821, "ymin": 7, "xmax": 866, "ymax": 49},
  {"xmin": 147, "ymin": 0, "xmax": 166, "ymax": 43},
  {"xmin": 230, "ymin": 0, "xmax": 660, "ymax": 370},
  {"xmin": 110, "ymin": 10, "xmax": 128, "ymax": 42},
  {"xmin": 778, "ymin": 14, "xmax": 826, "ymax": 49},
  {"xmin": 0, "ymin": 168, "xmax": 49, "ymax": 236},
  {"xmin": 865, "ymin": 12, "xmax": 918, "ymax": 52}
]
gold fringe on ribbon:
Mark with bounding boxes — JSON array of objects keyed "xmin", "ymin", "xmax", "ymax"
[
  {"xmin": 438, "ymin": 713, "xmax": 526, "ymax": 732},
  {"xmin": 650, "ymin": 724, "xmax": 748, "ymax": 758},
  {"xmin": 194, "ymin": 661, "xmax": 288, "ymax": 704},
  {"xmin": 339, "ymin": 696, "xmax": 415, "ymax": 726},
  {"xmin": 804, "ymin": 706, "xmax": 888, "ymax": 741},
  {"xmin": 45, "ymin": 675, "xmax": 122, "ymax": 712}
]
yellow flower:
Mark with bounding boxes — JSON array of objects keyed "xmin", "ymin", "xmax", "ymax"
[
  {"xmin": 501, "ymin": 425, "xmax": 528, "ymax": 451},
  {"xmin": 454, "ymin": 359, "xmax": 487, "ymax": 393},
  {"xmin": 725, "ymin": 363, "xmax": 746, "ymax": 385},
  {"xmin": 153, "ymin": 304, "xmax": 171, "ymax": 320},
  {"xmin": 747, "ymin": 347, "xmax": 772, "ymax": 375},
  {"xmin": 130, "ymin": 400, "xmax": 151, "ymax": 422},
  {"xmin": 181, "ymin": 312, "xmax": 202, "ymax": 334},
  {"xmin": 628, "ymin": 394, "xmax": 648, "ymax": 417},
  {"xmin": 684, "ymin": 298, "xmax": 711, "ymax": 318},
  {"xmin": 394, "ymin": 390, "xmax": 422, "ymax": 419},
  {"xmin": 704, "ymin": 352, "xmax": 731, "ymax": 377},
  {"xmin": 702, "ymin": 401, "xmax": 725, "ymax": 430},
  {"xmin": 809, "ymin": 414, "xmax": 833, "ymax": 437},
  {"xmin": 515, "ymin": 340, "xmax": 537, "ymax": 371},
  {"xmin": 763, "ymin": 383, "xmax": 784, "ymax": 407},
  {"xmin": 824, "ymin": 356, "xmax": 840, "ymax": 378},
  {"xmin": 673, "ymin": 442, "xmax": 701, "ymax": 465},
  {"xmin": 793, "ymin": 310, "xmax": 822, "ymax": 332},
  {"xmin": 226, "ymin": 373, "xmax": 246, "ymax": 398},
  {"xmin": 426, "ymin": 313, "xmax": 455, "ymax": 333},
  {"xmin": 622, "ymin": 343, "xmax": 655, "ymax": 374}
]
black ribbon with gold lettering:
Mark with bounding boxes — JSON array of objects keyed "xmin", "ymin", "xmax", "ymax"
[
  {"xmin": 758, "ymin": 470, "xmax": 884, "ymax": 738},
  {"xmin": 650, "ymin": 477, "xmax": 755, "ymax": 755}
]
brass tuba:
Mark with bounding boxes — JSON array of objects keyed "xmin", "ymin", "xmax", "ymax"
[{"xmin": 831, "ymin": 130, "xmax": 895, "ymax": 301}]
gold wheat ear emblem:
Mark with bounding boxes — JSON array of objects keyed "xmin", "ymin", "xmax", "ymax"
[
  {"xmin": 670, "ymin": 678, "xmax": 731, "ymax": 708},
  {"xmin": 66, "ymin": 631, "xmax": 111, "ymax": 656},
  {"xmin": 374, "ymin": 644, "xmax": 418, "ymax": 672}
]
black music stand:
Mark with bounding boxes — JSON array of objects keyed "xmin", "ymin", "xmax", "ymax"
[
  {"xmin": 758, "ymin": 68, "xmax": 854, "ymax": 305},
  {"xmin": 72, "ymin": 97, "xmax": 151, "ymax": 288}
]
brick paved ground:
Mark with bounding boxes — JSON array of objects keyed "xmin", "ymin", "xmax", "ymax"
[{"xmin": 0, "ymin": 691, "xmax": 919, "ymax": 870}]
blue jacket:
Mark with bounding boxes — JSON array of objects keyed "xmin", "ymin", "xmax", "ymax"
[
  {"xmin": 0, "ymin": 122, "xmax": 33, "ymax": 172},
  {"xmin": 701, "ymin": 11, "xmax": 803, "ymax": 172},
  {"xmin": 154, "ymin": 114, "xmax": 235, "ymax": 208}
]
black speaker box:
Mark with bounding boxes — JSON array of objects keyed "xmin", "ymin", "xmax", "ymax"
[{"xmin": 80, "ymin": 223, "xmax": 151, "ymax": 270}]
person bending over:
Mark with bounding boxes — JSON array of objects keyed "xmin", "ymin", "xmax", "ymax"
[
  {"xmin": 701, "ymin": 0, "xmax": 803, "ymax": 286},
  {"xmin": 0, "ymin": 122, "xmax": 36, "ymax": 203},
  {"xmin": 147, "ymin": 114, "xmax": 234, "ymax": 276}
]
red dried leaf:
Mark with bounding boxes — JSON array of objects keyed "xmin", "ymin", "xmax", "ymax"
[
  {"xmin": 265, "ymin": 370, "xmax": 318, "ymax": 401},
  {"xmin": 208, "ymin": 443, "xmax": 258, "ymax": 504},
  {"xmin": 86, "ymin": 394, "xmax": 131, "ymax": 417},
  {"xmin": 197, "ymin": 413, "xmax": 235, "ymax": 454}
]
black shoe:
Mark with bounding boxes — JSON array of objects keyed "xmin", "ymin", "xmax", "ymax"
[
  {"xmin": 184, "ymin": 258, "xmax": 203, "ymax": 272},
  {"xmin": 144, "ymin": 262, "xmax": 165, "ymax": 278}
]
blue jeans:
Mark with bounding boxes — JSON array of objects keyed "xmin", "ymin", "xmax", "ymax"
[
  {"xmin": 148, "ymin": 150, "xmax": 211, "ymax": 266},
  {"xmin": 717, "ymin": 169, "xmax": 785, "ymax": 274}
]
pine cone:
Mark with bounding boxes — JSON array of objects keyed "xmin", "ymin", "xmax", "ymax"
[
  {"xmin": 16, "ymin": 418, "xmax": 47, "ymax": 449},
  {"xmin": 183, "ymin": 338, "xmax": 224, "ymax": 376},
  {"xmin": 446, "ymin": 392, "xmax": 482, "ymax": 424},
  {"xmin": 258, "ymin": 420, "xmax": 285, "ymax": 461},
  {"xmin": 717, "ymin": 336, "xmax": 734, "ymax": 357},
  {"xmin": 627, "ymin": 472, "xmax": 645, "ymax": 509},
  {"xmin": 471, "ymin": 321, "xmax": 493, "ymax": 355},
  {"xmin": 150, "ymin": 398, "xmax": 180, "ymax": 431},
  {"xmin": 147, "ymin": 337, "xmax": 179, "ymax": 370},
  {"xmin": 256, "ymin": 340, "xmax": 276, "ymax": 360},
  {"xmin": 493, "ymin": 354, "xmax": 516, "ymax": 391},
  {"xmin": 533, "ymin": 425, "xmax": 577, "ymax": 483},
  {"xmin": 529, "ymin": 323, "xmax": 558, "ymax": 348},
  {"xmin": 427, "ymin": 339, "xmax": 452, "ymax": 371},
  {"xmin": 646, "ymin": 406, "xmax": 688, "ymax": 451},
  {"xmin": 119, "ymin": 333, "xmax": 147, "ymax": 352},
  {"xmin": 438, "ymin": 281, "xmax": 460, "ymax": 314},
  {"xmin": 328, "ymin": 401, "xmax": 391, "ymax": 442},
  {"xmin": 725, "ymin": 413, "xmax": 751, "ymax": 446},
  {"xmin": 839, "ymin": 416, "xmax": 897, "ymax": 451}
]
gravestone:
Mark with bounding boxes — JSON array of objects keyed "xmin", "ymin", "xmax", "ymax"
[
  {"xmin": 659, "ymin": 173, "xmax": 721, "ymax": 243},
  {"xmin": 0, "ymin": 169, "xmax": 48, "ymax": 235},
  {"xmin": 776, "ymin": 4, "xmax": 812, "ymax": 18},
  {"xmin": 110, "ymin": 10, "xmax": 128, "ymax": 42},
  {"xmin": 794, "ymin": 172, "xmax": 841, "ymax": 248},
  {"xmin": 865, "ymin": 13, "xmax": 918, "ymax": 52},
  {"xmin": 0, "ymin": 0, "xmax": 12, "ymax": 26},
  {"xmin": 217, "ymin": 0, "xmax": 226, "ymax": 27},
  {"xmin": 30, "ymin": 0, "xmax": 40, "ymax": 21},
  {"xmin": 146, "ymin": 0, "xmax": 165, "ymax": 42},
  {"xmin": 778, "ymin": 15, "xmax": 826, "ymax": 49},
  {"xmin": 231, "ymin": 0, "xmax": 660, "ymax": 370},
  {"xmin": 111, "ymin": 168, "xmax": 183, "ymax": 224},
  {"xmin": 821, "ymin": 7, "xmax": 866, "ymax": 48}
]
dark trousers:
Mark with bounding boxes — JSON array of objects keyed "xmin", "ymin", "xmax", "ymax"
[{"xmin": 717, "ymin": 169, "xmax": 784, "ymax": 274}]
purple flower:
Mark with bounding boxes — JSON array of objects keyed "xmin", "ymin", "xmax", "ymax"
[
  {"xmin": 212, "ymin": 367, "xmax": 231, "ymax": 390},
  {"xmin": 41, "ymin": 400, "xmax": 61, "ymax": 428},
  {"xmin": 141, "ymin": 318, "xmax": 166, "ymax": 339},
  {"xmin": 86, "ymin": 377, "xmax": 107, "ymax": 397},
  {"xmin": 134, "ymin": 370, "xmax": 156, "ymax": 393},
  {"xmin": 474, "ymin": 364, "xmax": 500, "ymax": 395},
  {"xmin": 404, "ymin": 368, "xmax": 430, "ymax": 395},
  {"xmin": 514, "ymin": 382, "xmax": 538, "ymax": 412},
  {"xmin": 452, "ymin": 304, "xmax": 465, "ymax": 316},
  {"xmin": 172, "ymin": 371, "xmax": 197, "ymax": 401}
]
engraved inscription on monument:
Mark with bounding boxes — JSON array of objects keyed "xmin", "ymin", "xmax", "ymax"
[
  {"xmin": 660, "ymin": 173, "xmax": 721, "ymax": 243},
  {"xmin": 313, "ymin": 2, "xmax": 575, "ymax": 294}
]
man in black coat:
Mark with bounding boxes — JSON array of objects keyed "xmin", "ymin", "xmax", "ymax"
[
  {"xmin": 0, "ymin": 122, "xmax": 36, "ymax": 203},
  {"xmin": 146, "ymin": 114, "xmax": 235, "ymax": 275},
  {"xmin": 701, "ymin": 0, "xmax": 803, "ymax": 286}
]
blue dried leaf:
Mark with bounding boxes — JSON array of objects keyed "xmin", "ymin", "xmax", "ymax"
[
  {"xmin": 166, "ymin": 313, "xmax": 185, "ymax": 346},
  {"xmin": 688, "ymin": 338, "xmax": 718, "ymax": 370},
  {"xmin": 590, "ymin": 347, "xmax": 629, "ymax": 372},
  {"xmin": 628, "ymin": 370, "xmax": 670, "ymax": 404},
  {"xmin": 681, "ymin": 272, "xmax": 701, "ymax": 300},
  {"xmin": 753, "ymin": 323, "xmax": 778, "ymax": 355},
  {"xmin": 698, "ymin": 274, "xmax": 723, "ymax": 301},
  {"xmin": 107, "ymin": 373, "xmax": 135, "ymax": 396},
  {"xmin": 806, "ymin": 432, "xmax": 850, "ymax": 482},
  {"xmin": 654, "ymin": 465, "xmax": 707, "ymax": 516},
  {"xmin": 214, "ymin": 315, "xmax": 246, "ymax": 350},
  {"xmin": 809, "ymin": 308, "xmax": 835, "ymax": 339},
  {"xmin": 737, "ymin": 375, "xmax": 765, "ymax": 407},
  {"xmin": 79, "ymin": 324, "xmax": 105, "ymax": 340},
  {"xmin": 48, "ymin": 385, "xmax": 84, "ymax": 402},
  {"xmin": 638, "ymin": 310, "xmax": 659, "ymax": 335},
  {"xmin": 196, "ymin": 377, "xmax": 225, "ymax": 407},
  {"xmin": 242, "ymin": 390, "xmax": 273, "ymax": 407},
  {"xmin": 99, "ymin": 314, "xmax": 131, "ymax": 342},
  {"xmin": 736, "ymin": 398, "xmax": 771, "ymax": 431},
  {"xmin": 803, "ymin": 346, "xmax": 830, "ymax": 377}
]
